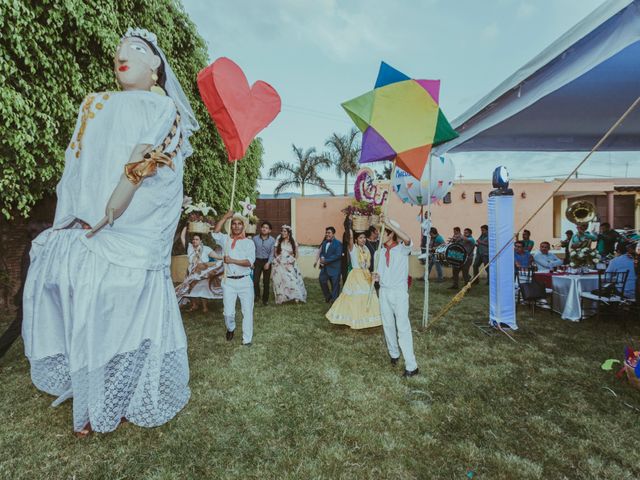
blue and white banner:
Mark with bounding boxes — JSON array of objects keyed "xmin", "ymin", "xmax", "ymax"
[{"xmin": 488, "ymin": 194, "xmax": 517, "ymax": 329}]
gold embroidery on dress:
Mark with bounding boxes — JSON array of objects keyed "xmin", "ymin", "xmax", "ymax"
[{"xmin": 69, "ymin": 93, "xmax": 111, "ymax": 158}]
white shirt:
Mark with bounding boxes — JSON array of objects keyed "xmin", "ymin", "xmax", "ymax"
[
  {"xmin": 376, "ymin": 241, "xmax": 413, "ymax": 289},
  {"xmin": 533, "ymin": 251, "xmax": 562, "ymax": 272},
  {"xmin": 54, "ymin": 91, "xmax": 184, "ymax": 270},
  {"xmin": 212, "ymin": 232, "xmax": 256, "ymax": 277},
  {"xmin": 350, "ymin": 245, "xmax": 370, "ymax": 270}
]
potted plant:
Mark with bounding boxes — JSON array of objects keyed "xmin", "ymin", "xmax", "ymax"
[
  {"xmin": 568, "ymin": 247, "xmax": 601, "ymax": 273},
  {"xmin": 342, "ymin": 200, "xmax": 375, "ymax": 232}
]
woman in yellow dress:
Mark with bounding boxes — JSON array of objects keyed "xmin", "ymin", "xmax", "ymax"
[{"xmin": 326, "ymin": 222, "xmax": 382, "ymax": 329}]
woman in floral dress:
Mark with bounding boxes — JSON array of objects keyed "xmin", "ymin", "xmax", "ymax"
[
  {"xmin": 175, "ymin": 234, "xmax": 224, "ymax": 311},
  {"xmin": 271, "ymin": 226, "xmax": 307, "ymax": 304}
]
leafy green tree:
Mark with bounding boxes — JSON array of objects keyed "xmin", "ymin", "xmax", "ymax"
[
  {"xmin": 0, "ymin": 0, "xmax": 262, "ymax": 219},
  {"xmin": 268, "ymin": 144, "xmax": 333, "ymax": 197},
  {"xmin": 322, "ymin": 128, "xmax": 361, "ymax": 196}
]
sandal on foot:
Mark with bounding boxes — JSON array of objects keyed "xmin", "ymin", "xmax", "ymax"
[{"xmin": 74, "ymin": 423, "xmax": 93, "ymax": 438}]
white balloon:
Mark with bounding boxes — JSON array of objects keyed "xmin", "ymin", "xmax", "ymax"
[
  {"xmin": 393, "ymin": 155, "xmax": 455, "ymax": 206},
  {"xmin": 392, "ymin": 167, "xmax": 412, "ymax": 204}
]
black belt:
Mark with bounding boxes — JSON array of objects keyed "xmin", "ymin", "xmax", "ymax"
[{"xmin": 227, "ymin": 275, "xmax": 248, "ymax": 279}]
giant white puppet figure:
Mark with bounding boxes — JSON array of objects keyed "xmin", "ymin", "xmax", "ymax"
[{"xmin": 22, "ymin": 28, "xmax": 199, "ymax": 436}]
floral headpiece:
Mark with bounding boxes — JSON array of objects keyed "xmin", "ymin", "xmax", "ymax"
[{"xmin": 122, "ymin": 27, "xmax": 158, "ymax": 46}]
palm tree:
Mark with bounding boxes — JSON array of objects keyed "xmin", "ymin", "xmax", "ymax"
[
  {"xmin": 268, "ymin": 144, "xmax": 334, "ymax": 197},
  {"xmin": 323, "ymin": 128, "xmax": 361, "ymax": 196},
  {"xmin": 377, "ymin": 164, "xmax": 393, "ymax": 180}
]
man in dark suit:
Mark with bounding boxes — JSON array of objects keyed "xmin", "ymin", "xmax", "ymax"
[{"xmin": 318, "ymin": 226, "xmax": 343, "ymax": 303}]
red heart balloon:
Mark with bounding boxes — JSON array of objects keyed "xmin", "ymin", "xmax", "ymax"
[{"xmin": 197, "ymin": 57, "xmax": 281, "ymax": 162}]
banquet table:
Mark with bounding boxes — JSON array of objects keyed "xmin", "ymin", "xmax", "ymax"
[{"xmin": 549, "ymin": 273, "xmax": 599, "ymax": 321}]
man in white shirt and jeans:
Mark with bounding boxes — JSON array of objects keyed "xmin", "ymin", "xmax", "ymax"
[
  {"xmin": 374, "ymin": 218, "xmax": 419, "ymax": 377},
  {"xmin": 212, "ymin": 210, "xmax": 256, "ymax": 346}
]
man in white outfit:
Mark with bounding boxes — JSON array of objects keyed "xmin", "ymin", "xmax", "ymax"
[
  {"xmin": 212, "ymin": 210, "xmax": 256, "ymax": 346},
  {"xmin": 374, "ymin": 218, "xmax": 419, "ymax": 377}
]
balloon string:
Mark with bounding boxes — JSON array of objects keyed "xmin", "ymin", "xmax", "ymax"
[{"xmin": 428, "ymin": 94, "xmax": 640, "ymax": 329}]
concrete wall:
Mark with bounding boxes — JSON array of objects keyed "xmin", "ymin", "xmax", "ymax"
[
  {"xmin": 291, "ymin": 178, "xmax": 640, "ymax": 249},
  {"xmin": 171, "ymin": 253, "xmax": 458, "ymax": 281}
]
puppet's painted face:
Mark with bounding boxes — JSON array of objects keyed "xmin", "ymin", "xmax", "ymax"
[{"xmin": 114, "ymin": 37, "xmax": 161, "ymax": 91}]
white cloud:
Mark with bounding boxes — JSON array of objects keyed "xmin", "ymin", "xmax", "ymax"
[{"xmin": 184, "ymin": 0, "xmax": 390, "ymax": 62}]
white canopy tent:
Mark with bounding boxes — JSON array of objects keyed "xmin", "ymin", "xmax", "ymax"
[{"xmin": 437, "ymin": 0, "xmax": 640, "ymax": 154}]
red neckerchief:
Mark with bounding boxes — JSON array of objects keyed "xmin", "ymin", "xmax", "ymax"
[
  {"xmin": 384, "ymin": 240, "xmax": 398, "ymax": 267},
  {"xmin": 231, "ymin": 232, "xmax": 246, "ymax": 249}
]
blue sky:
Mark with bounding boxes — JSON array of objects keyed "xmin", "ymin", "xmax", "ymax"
[{"xmin": 182, "ymin": 0, "xmax": 640, "ymax": 194}]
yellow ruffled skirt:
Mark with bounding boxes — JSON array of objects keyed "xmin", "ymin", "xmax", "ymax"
[{"xmin": 326, "ymin": 268, "xmax": 382, "ymax": 329}]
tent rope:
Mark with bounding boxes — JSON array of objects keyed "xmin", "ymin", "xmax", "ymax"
[{"xmin": 427, "ymin": 95, "xmax": 640, "ymax": 329}]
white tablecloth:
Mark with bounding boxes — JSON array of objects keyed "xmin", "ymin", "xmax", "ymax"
[{"xmin": 552, "ymin": 275, "xmax": 599, "ymax": 321}]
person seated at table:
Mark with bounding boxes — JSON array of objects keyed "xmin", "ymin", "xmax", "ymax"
[
  {"xmin": 521, "ymin": 229, "xmax": 535, "ymax": 253},
  {"xmin": 596, "ymin": 222, "xmax": 619, "ymax": 257},
  {"xmin": 560, "ymin": 229, "xmax": 573, "ymax": 265},
  {"xmin": 514, "ymin": 241, "xmax": 532, "ymax": 269},
  {"xmin": 533, "ymin": 241, "xmax": 563, "ymax": 273},
  {"xmin": 571, "ymin": 224, "xmax": 597, "ymax": 250},
  {"xmin": 606, "ymin": 243, "xmax": 637, "ymax": 299}
]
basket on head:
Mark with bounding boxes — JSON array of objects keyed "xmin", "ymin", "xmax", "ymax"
[
  {"xmin": 188, "ymin": 221, "xmax": 211, "ymax": 234},
  {"xmin": 369, "ymin": 215, "xmax": 381, "ymax": 227},
  {"xmin": 352, "ymin": 215, "xmax": 370, "ymax": 232},
  {"xmin": 624, "ymin": 361, "xmax": 640, "ymax": 390},
  {"xmin": 245, "ymin": 224, "xmax": 257, "ymax": 235}
]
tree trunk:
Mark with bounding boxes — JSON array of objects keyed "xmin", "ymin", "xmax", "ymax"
[
  {"xmin": 301, "ymin": 182, "xmax": 305, "ymax": 197},
  {"xmin": 344, "ymin": 174, "xmax": 348, "ymax": 196}
]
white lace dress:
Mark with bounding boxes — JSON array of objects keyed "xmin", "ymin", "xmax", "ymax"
[{"xmin": 22, "ymin": 91, "xmax": 191, "ymax": 432}]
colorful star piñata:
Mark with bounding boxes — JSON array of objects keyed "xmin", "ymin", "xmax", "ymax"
[{"xmin": 341, "ymin": 62, "xmax": 458, "ymax": 179}]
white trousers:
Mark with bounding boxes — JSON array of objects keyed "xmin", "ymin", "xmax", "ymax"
[
  {"xmin": 222, "ymin": 276, "xmax": 254, "ymax": 344},
  {"xmin": 379, "ymin": 287, "xmax": 418, "ymax": 371}
]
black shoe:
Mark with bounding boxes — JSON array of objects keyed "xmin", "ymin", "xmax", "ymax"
[
  {"xmin": 403, "ymin": 368, "xmax": 419, "ymax": 377},
  {"xmin": 226, "ymin": 330, "xmax": 234, "ymax": 341},
  {"xmin": 325, "ymin": 298, "xmax": 331, "ymax": 303},
  {"xmin": 243, "ymin": 342, "xmax": 252, "ymax": 347},
  {"xmin": 390, "ymin": 357, "xmax": 399, "ymax": 366},
  {"xmin": 262, "ymin": 301, "xmax": 268, "ymax": 306},
  {"xmin": 448, "ymin": 285, "xmax": 458, "ymax": 290}
]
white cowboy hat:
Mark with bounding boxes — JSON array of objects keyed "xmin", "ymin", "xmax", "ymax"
[{"xmin": 223, "ymin": 213, "xmax": 248, "ymax": 234}]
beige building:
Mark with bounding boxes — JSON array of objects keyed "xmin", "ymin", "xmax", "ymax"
[
  {"xmin": 284, "ymin": 178, "xmax": 640, "ymax": 249},
  {"xmin": 170, "ymin": 178, "xmax": 639, "ymax": 282}
]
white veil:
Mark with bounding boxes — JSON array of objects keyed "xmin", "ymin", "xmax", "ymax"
[{"xmin": 122, "ymin": 28, "xmax": 200, "ymax": 157}]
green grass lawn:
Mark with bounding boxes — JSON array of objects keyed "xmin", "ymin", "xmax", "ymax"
[{"xmin": 1, "ymin": 280, "xmax": 640, "ymax": 479}]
